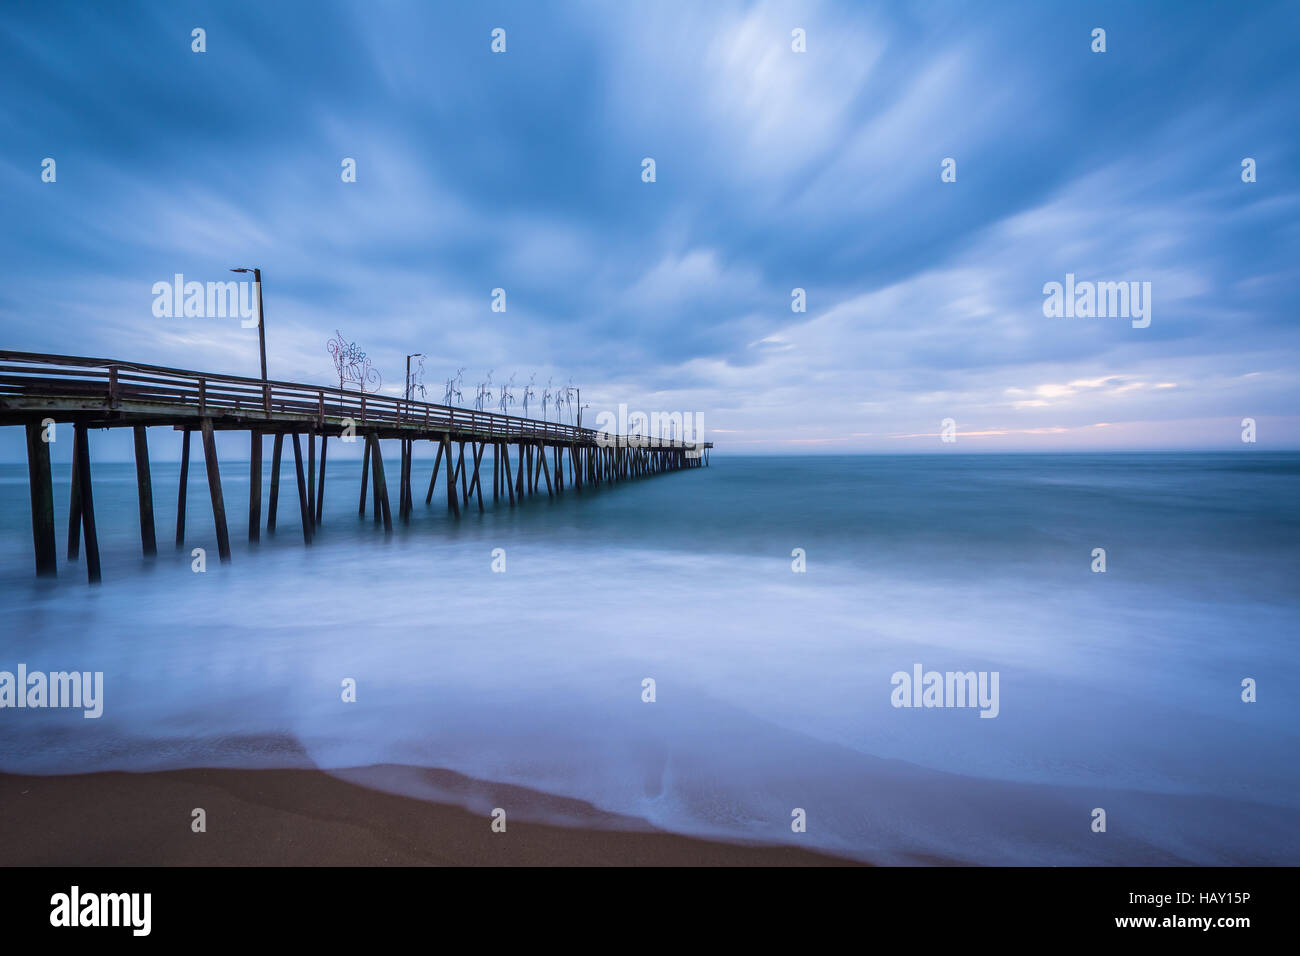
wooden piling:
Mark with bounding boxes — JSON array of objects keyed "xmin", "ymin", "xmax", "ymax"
[
  {"xmin": 443, "ymin": 435, "xmax": 459, "ymax": 518},
  {"xmin": 502, "ymin": 442, "xmax": 515, "ymax": 506},
  {"xmin": 248, "ymin": 431, "xmax": 262, "ymax": 542},
  {"xmin": 200, "ymin": 418, "xmax": 232, "ymax": 563},
  {"xmin": 370, "ymin": 434, "xmax": 393, "ymax": 531},
  {"xmin": 25, "ymin": 422, "xmax": 57, "ymax": 577},
  {"xmin": 316, "ymin": 435, "xmax": 327, "ymax": 524},
  {"xmin": 457, "ymin": 441, "xmax": 468, "ymax": 506},
  {"xmin": 291, "ymin": 433, "xmax": 313, "ymax": 545},
  {"xmin": 538, "ymin": 441, "xmax": 553, "ymax": 497},
  {"xmin": 268, "ymin": 433, "xmax": 283, "ymax": 532},
  {"xmin": 73, "ymin": 423, "xmax": 101, "ymax": 583},
  {"xmin": 174, "ymin": 429, "xmax": 189, "ymax": 548},
  {"xmin": 67, "ymin": 423, "xmax": 82, "ymax": 559},
  {"xmin": 307, "ymin": 432, "xmax": 316, "ymax": 530},
  {"xmin": 371, "ymin": 436, "xmax": 381, "ymax": 523},
  {"xmin": 426, "ymin": 438, "xmax": 444, "ymax": 504},
  {"xmin": 404, "ymin": 439, "xmax": 414, "ymax": 516},
  {"xmin": 130, "ymin": 425, "xmax": 157, "ymax": 556},
  {"xmin": 399, "ymin": 438, "xmax": 411, "ymax": 522},
  {"xmin": 470, "ymin": 442, "xmax": 485, "ymax": 512},
  {"xmin": 359, "ymin": 433, "xmax": 371, "ymax": 516}
]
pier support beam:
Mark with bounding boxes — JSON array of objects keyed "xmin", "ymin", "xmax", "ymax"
[
  {"xmin": 457, "ymin": 442, "xmax": 468, "ymax": 507},
  {"xmin": 132, "ymin": 425, "xmax": 157, "ymax": 557},
  {"xmin": 200, "ymin": 418, "xmax": 232, "ymax": 564},
  {"xmin": 501, "ymin": 442, "xmax": 515, "ymax": 506},
  {"xmin": 175, "ymin": 429, "xmax": 190, "ymax": 547},
  {"xmin": 442, "ymin": 435, "xmax": 459, "ymax": 518},
  {"xmin": 68, "ymin": 429, "xmax": 82, "ymax": 559},
  {"xmin": 538, "ymin": 441, "xmax": 553, "ymax": 497},
  {"xmin": 307, "ymin": 432, "xmax": 316, "ymax": 531},
  {"xmin": 25, "ymin": 421, "xmax": 57, "ymax": 577},
  {"xmin": 359, "ymin": 434, "xmax": 371, "ymax": 516},
  {"xmin": 425, "ymin": 438, "xmax": 444, "ymax": 504},
  {"xmin": 292, "ymin": 433, "xmax": 313, "ymax": 545},
  {"xmin": 268, "ymin": 433, "xmax": 283, "ymax": 532},
  {"xmin": 73, "ymin": 423, "xmax": 101, "ymax": 583},
  {"xmin": 316, "ymin": 435, "xmax": 327, "ymax": 525},
  {"xmin": 368, "ymin": 434, "xmax": 393, "ymax": 532},
  {"xmin": 404, "ymin": 438, "xmax": 414, "ymax": 518},
  {"xmin": 468, "ymin": 442, "xmax": 485, "ymax": 512},
  {"xmin": 248, "ymin": 431, "xmax": 262, "ymax": 542},
  {"xmin": 399, "ymin": 438, "xmax": 411, "ymax": 522}
]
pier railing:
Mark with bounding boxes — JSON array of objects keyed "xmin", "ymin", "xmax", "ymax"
[{"xmin": 0, "ymin": 350, "xmax": 704, "ymax": 449}]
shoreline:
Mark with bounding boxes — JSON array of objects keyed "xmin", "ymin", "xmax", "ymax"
[{"xmin": 0, "ymin": 766, "xmax": 860, "ymax": 866}]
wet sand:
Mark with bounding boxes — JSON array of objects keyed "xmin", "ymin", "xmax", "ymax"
[{"xmin": 0, "ymin": 766, "xmax": 858, "ymax": 866}]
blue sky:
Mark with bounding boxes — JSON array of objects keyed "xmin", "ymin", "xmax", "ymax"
[{"xmin": 1, "ymin": 0, "xmax": 1298, "ymax": 456}]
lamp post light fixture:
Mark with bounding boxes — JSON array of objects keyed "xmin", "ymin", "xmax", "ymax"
[{"xmin": 230, "ymin": 268, "xmax": 267, "ymax": 382}]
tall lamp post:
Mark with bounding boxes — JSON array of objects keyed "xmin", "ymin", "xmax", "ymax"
[
  {"xmin": 230, "ymin": 268, "xmax": 267, "ymax": 382},
  {"xmin": 231, "ymin": 267, "xmax": 267, "ymax": 540}
]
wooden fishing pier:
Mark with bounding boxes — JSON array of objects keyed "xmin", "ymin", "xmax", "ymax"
[{"xmin": 1, "ymin": 351, "xmax": 711, "ymax": 583}]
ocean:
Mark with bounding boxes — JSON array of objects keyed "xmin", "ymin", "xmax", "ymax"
[{"xmin": 2, "ymin": 449, "xmax": 1297, "ymax": 864}]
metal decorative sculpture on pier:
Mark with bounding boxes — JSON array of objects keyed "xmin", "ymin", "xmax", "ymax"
[
  {"xmin": 521, "ymin": 374, "xmax": 536, "ymax": 418},
  {"xmin": 327, "ymin": 331, "xmax": 381, "ymax": 393},
  {"xmin": 444, "ymin": 368, "xmax": 464, "ymax": 407},
  {"xmin": 475, "ymin": 371, "xmax": 493, "ymax": 412},
  {"xmin": 563, "ymin": 380, "xmax": 577, "ymax": 424},
  {"xmin": 497, "ymin": 374, "xmax": 515, "ymax": 415},
  {"xmin": 541, "ymin": 378, "xmax": 554, "ymax": 421}
]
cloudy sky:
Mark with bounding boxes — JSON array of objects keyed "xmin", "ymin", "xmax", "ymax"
[{"xmin": 1, "ymin": 0, "xmax": 1297, "ymax": 456}]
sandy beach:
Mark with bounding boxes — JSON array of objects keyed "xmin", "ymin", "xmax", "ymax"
[{"xmin": 0, "ymin": 766, "xmax": 857, "ymax": 866}]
